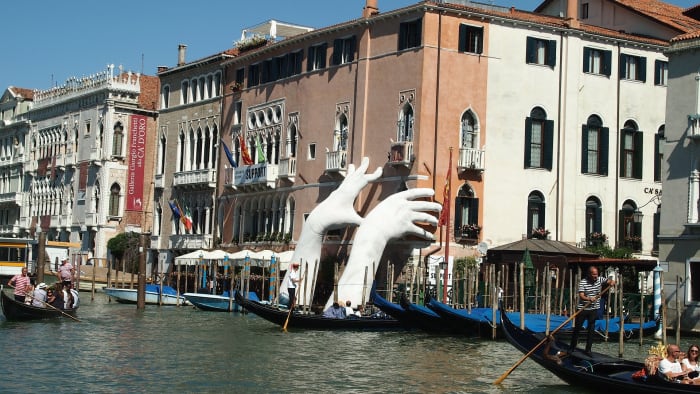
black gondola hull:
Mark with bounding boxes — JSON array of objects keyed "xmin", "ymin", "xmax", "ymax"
[
  {"xmin": 235, "ymin": 292, "xmax": 403, "ymax": 330},
  {"xmin": 1, "ymin": 291, "xmax": 77, "ymax": 321},
  {"xmin": 499, "ymin": 307, "xmax": 697, "ymax": 393}
]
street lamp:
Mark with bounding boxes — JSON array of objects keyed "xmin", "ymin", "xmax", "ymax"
[{"xmin": 634, "ymin": 195, "xmax": 662, "ymax": 223}]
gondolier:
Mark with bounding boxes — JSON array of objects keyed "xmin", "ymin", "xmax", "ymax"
[
  {"xmin": 7, "ymin": 267, "xmax": 30, "ymax": 302},
  {"xmin": 57, "ymin": 258, "xmax": 74, "ymax": 287},
  {"xmin": 569, "ymin": 266, "xmax": 615, "ymax": 356},
  {"xmin": 283, "ymin": 262, "xmax": 300, "ymax": 307}
]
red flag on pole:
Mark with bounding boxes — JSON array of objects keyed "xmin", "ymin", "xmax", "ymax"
[
  {"xmin": 239, "ymin": 134, "xmax": 254, "ymax": 165},
  {"xmin": 438, "ymin": 151, "xmax": 452, "ymax": 227}
]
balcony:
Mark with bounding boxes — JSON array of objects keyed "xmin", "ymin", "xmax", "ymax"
[
  {"xmin": 455, "ymin": 225, "xmax": 480, "ymax": 244},
  {"xmin": 389, "ymin": 141, "xmax": 413, "ymax": 166},
  {"xmin": 85, "ymin": 212, "xmax": 99, "ymax": 227},
  {"xmin": 173, "ymin": 168, "xmax": 216, "ymax": 188},
  {"xmin": 64, "ymin": 150, "xmax": 76, "ymax": 168},
  {"xmin": 225, "ymin": 163, "xmax": 278, "ymax": 190},
  {"xmin": 278, "ymin": 157, "xmax": 296, "ymax": 180},
  {"xmin": 50, "ymin": 215, "xmax": 66, "ymax": 228},
  {"xmin": 54, "ymin": 153, "xmax": 65, "ymax": 169},
  {"xmin": 325, "ymin": 150, "xmax": 347, "ymax": 174},
  {"xmin": 689, "ymin": 114, "xmax": 700, "ymax": 140},
  {"xmin": 457, "ymin": 148, "xmax": 485, "ymax": 171},
  {"xmin": 169, "ymin": 233, "xmax": 213, "ymax": 250},
  {"xmin": 154, "ymin": 174, "xmax": 164, "ymax": 189},
  {"xmin": 0, "ymin": 191, "xmax": 23, "ymax": 205},
  {"xmin": 89, "ymin": 147, "xmax": 103, "ymax": 165}
]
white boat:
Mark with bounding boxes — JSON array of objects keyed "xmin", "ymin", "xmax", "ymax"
[{"xmin": 104, "ymin": 284, "xmax": 188, "ymax": 305}]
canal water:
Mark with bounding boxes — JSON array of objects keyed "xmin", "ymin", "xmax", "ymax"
[{"xmin": 0, "ymin": 291, "xmax": 693, "ymax": 393}]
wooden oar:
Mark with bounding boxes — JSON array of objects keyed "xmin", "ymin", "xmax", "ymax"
[
  {"xmin": 282, "ymin": 275, "xmax": 304, "ymax": 332},
  {"xmin": 41, "ymin": 299, "xmax": 82, "ymax": 322},
  {"xmin": 493, "ymin": 285, "xmax": 612, "ymax": 385}
]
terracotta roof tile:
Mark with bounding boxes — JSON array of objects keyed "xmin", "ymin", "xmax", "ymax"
[
  {"xmin": 670, "ymin": 29, "xmax": 700, "ymax": 42},
  {"xmin": 8, "ymin": 87, "xmax": 34, "ymax": 100},
  {"xmin": 614, "ymin": 0, "xmax": 700, "ymax": 33}
]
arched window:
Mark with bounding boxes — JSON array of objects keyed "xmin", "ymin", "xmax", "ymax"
[
  {"xmin": 460, "ymin": 111, "xmax": 478, "ymax": 149},
  {"xmin": 108, "ymin": 183, "xmax": 121, "ymax": 217},
  {"xmin": 112, "ymin": 123, "xmax": 124, "ymax": 157},
  {"xmin": 524, "ymin": 107, "xmax": 553, "ymax": 170},
  {"xmin": 621, "ymin": 120, "xmax": 642, "ymax": 179},
  {"xmin": 397, "ymin": 104, "xmax": 414, "ymax": 142},
  {"xmin": 582, "ymin": 115, "xmax": 608, "ymax": 175},
  {"xmin": 654, "ymin": 125, "xmax": 665, "ymax": 182},
  {"xmin": 585, "ymin": 197, "xmax": 602, "ymax": 243},
  {"xmin": 455, "ymin": 184, "xmax": 480, "ymax": 240},
  {"xmin": 334, "ymin": 114, "xmax": 348, "ymax": 152},
  {"xmin": 527, "ymin": 191, "xmax": 545, "ymax": 237},
  {"xmin": 619, "ymin": 200, "xmax": 641, "ymax": 251},
  {"xmin": 289, "ymin": 123, "xmax": 298, "ymax": 158},
  {"xmin": 93, "ymin": 181, "xmax": 101, "ymax": 214},
  {"xmin": 178, "ymin": 131, "xmax": 186, "ymax": 172}
]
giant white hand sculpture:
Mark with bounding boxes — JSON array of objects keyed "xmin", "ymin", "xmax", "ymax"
[
  {"xmin": 280, "ymin": 157, "xmax": 382, "ymax": 306},
  {"xmin": 325, "ymin": 188, "xmax": 441, "ymax": 310}
]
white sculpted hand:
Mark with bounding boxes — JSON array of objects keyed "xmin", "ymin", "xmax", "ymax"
[{"xmin": 304, "ymin": 157, "xmax": 382, "ymax": 236}]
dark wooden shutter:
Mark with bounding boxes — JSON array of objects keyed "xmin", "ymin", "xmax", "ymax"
[
  {"xmin": 581, "ymin": 125, "xmax": 589, "ymax": 173},
  {"xmin": 469, "ymin": 198, "xmax": 479, "ymax": 225},
  {"xmin": 526, "ymin": 37, "xmax": 535, "ymax": 64},
  {"xmin": 347, "ymin": 36, "xmax": 356, "ymax": 62},
  {"xmin": 399, "ymin": 22, "xmax": 407, "ymax": 51},
  {"xmin": 600, "ymin": 127, "xmax": 609, "ymax": 175},
  {"xmin": 602, "ymin": 50, "xmax": 612, "ymax": 76},
  {"xmin": 619, "ymin": 54, "xmax": 628, "ymax": 79},
  {"xmin": 633, "ymin": 131, "xmax": 643, "ymax": 179},
  {"xmin": 544, "ymin": 119, "xmax": 554, "ymax": 170},
  {"xmin": 454, "ymin": 198, "xmax": 463, "ymax": 230},
  {"xmin": 583, "ymin": 47, "xmax": 590, "ymax": 73},
  {"xmin": 307, "ymin": 46, "xmax": 315, "ymax": 72},
  {"xmin": 332, "ymin": 39, "xmax": 342, "ymax": 65},
  {"xmin": 639, "ymin": 57, "xmax": 647, "ymax": 82},
  {"xmin": 459, "ymin": 24, "xmax": 467, "ymax": 52},
  {"xmin": 654, "ymin": 60, "xmax": 662, "ymax": 85},
  {"xmin": 595, "ymin": 206, "xmax": 602, "ymax": 233},
  {"xmin": 618, "ymin": 210, "xmax": 626, "ymax": 245},
  {"xmin": 319, "ymin": 44, "xmax": 327, "ymax": 68},
  {"xmin": 547, "ymin": 40, "xmax": 557, "ymax": 67},
  {"xmin": 476, "ymin": 28, "xmax": 483, "ymax": 54},
  {"xmin": 524, "ymin": 117, "xmax": 532, "ymax": 168}
]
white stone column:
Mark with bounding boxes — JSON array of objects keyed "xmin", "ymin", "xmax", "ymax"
[{"xmin": 689, "ymin": 170, "xmax": 700, "ymax": 223}]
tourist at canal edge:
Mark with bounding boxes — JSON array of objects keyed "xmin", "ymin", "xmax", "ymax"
[{"xmin": 8, "ymin": 267, "xmax": 31, "ymax": 302}]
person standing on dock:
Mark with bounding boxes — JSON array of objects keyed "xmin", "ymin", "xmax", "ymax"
[
  {"xmin": 569, "ymin": 266, "xmax": 615, "ymax": 356},
  {"xmin": 8, "ymin": 267, "xmax": 31, "ymax": 302}
]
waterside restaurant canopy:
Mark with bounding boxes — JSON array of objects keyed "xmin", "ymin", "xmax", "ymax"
[
  {"xmin": 174, "ymin": 249, "xmax": 295, "ymax": 270},
  {"xmin": 486, "ymin": 239, "xmax": 657, "ymax": 271}
]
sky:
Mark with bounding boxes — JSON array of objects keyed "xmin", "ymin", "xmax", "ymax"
[{"xmin": 1, "ymin": 0, "xmax": 698, "ymax": 92}]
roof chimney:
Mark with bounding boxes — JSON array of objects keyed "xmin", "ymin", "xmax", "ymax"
[
  {"xmin": 363, "ymin": 0, "xmax": 379, "ymax": 18},
  {"xmin": 177, "ymin": 44, "xmax": 187, "ymax": 66},
  {"xmin": 566, "ymin": 0, "xmax": 579, "ymax": 28}
]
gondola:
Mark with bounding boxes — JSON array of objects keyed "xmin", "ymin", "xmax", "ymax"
[
  {"xmin": 235, "ymin": 291, "xmax": 403, "ymax": 330},
  {"xmin": 499, "ymin": 307, "xmax": 696, "ymax": 393},
  {"xmin": 372, "ymin": 289, "xmax": 462, "ymax": 333},
  {"xmin": 1, "ymin": 290, "xmax": 78, "ymax": 321}
]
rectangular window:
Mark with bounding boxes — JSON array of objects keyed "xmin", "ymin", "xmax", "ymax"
[
  {"xmin": 234, "ymin": 101, "xmax": 242, "ymax": 125},
  {"xmin": 587, "ymin": 129, "xmax": 600, "ymax": 173},
  {"xmin": 583, "ymin": 47, "xmax": 612, "ymax": 76},
  {"xmin": 622, "ymin": 132, "xmax": 634, "ymax": 178},
  {"xmin": 162, "ymin": 86, "xmax": 170, "ymax": 109},
  {"xmin": 620, "ymin": 54, "xmax": 647, "ymax": 82},
  {"xmin": 398, "ymin": 18, "xmax": 422, "ymax": 51},
  {"xmin": 524, "ymin": 117, "xmax": 554, "ymax": 170},
  {"xmin": 307, "ymin": 43, "xmax": 327, "ymax": 71},
  {"xmin": 619, "ymin": 130, "xmax": 643, "ymax": 179},
  {"xmin": 581, "ymin": 3, "xmax": 589, "ymax": 19},
  {"xmin": 526, "ymin": 37, "xmax": 556, "ymax": 67},
  {"xmin": 458, "ymin": 24, "xmax": 483, "ymax": 54},
  {"xmin": 235, "ymin": 68, "xmax": 244, "ymax": 85},
  {"xmin": 332, "ymin": 36, "xmax": 356, "ymax": 65},
  {"xmin": 308, "ymin": 143, "xmax": 316, "ymax": 160},
  {"xmin": 530, "ymin": 121, "xmax": 543, "ymax": 167},
  {"xmin": 654, "ymin": 60, "xmax": 668, "ymax": 86},
  {"xmin": 181, "ymin": 81, "xmax": 189, "ymax": 104}
]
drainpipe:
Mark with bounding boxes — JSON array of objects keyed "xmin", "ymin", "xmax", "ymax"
[
  {"xmin": 614, "ymin": 42, "xmax": 621, "ymax": 247},
  {"xmin": 555, "ymin": 30, "xmax": 565, "ymax": 240}
]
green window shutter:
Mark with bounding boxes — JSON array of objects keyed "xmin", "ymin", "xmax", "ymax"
[
  {"xmin": 547, "ymin": 40, "xmax": 557, "ymax": 67},
  {"xmin": 348, "ymin": 36, "xmax": 356, "ymax": 62},
  {"xmin": 526, "ymin": 37, "xmax": 535, "ymax": 64},
  {"xmin": 583, "ymin": 47, "xmax": 590, "ymax": 73},
  {"xmin": 524, "ymin": 117, "xmax": 532, "ymax": 168},
  {"xmin": 654, "ymin": 60, "xmax": 662, "ymax": 85},
  {"xmin": 618, "ymin": 210, "xmax": 626, "ymax": 243},
  {"xmin": 544, "ymin": 119, "xmax": 554, "ymax": 170},
  {"xmin": 399, "ymin": 23, "xmax": 407, "ymax": 51},
  {"xmin": 469, "ymin": 198, "xmax": 479, "ymax": 224},
  {"xmin": 633, "ymin": 131, "xmax": 644, "ymax": 179},
  {"xmin": 581, "ymin": 125, "xmax": 589, "ymax": 173},
  {"xmin": 595, "ymin": 206, "xmax": 602, "ymax": 233},
  {"xmin": 600, "ymin": 127, "xmax": 609, "ymax": 175},
  {"xmin": 477, "ymin": 28, "xmax": 484, "ymax": 54},
  {"xmin": 307, "ymin": 47, "xmax": 315, "ymax": 72}
]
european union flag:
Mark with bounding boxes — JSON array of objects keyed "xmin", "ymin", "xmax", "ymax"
[{"xmin": 220, "ymin": 139, "xmax": 237, "ymax": 168}]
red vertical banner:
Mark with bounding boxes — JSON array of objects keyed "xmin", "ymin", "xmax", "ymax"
[{"xmin": 127, "ymin": 114, "xmax": 147, "ymax": 211}]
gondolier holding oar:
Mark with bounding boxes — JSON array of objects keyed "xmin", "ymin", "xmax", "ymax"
[
  {"xmin": 284, "ymin": 262, "xmax": 300, "ymax": 308},
  {"xmin": 569, "ymin": 266, "xmax": 615, "ymax": 356}
]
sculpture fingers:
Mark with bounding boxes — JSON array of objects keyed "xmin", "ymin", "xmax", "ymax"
[
  {"xmin": 394, "ymin": 188, "xmax": 435, "ymax": 200},
  {"xmin": 406, "ymin": 201, "xmax": 442, "ymax": 213},
  {"xmin": 411, "ymin": 212, "xmax": 439, "ymax": 226}
]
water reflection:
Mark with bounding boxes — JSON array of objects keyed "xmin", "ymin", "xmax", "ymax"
[{"xmin": 0, "ymin": 293, "xmax": 683, "ymax": 393}]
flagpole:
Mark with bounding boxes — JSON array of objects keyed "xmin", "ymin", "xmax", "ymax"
[{"xmin": 443, "ymin": 147, "xmax": 452, "ymax": 304}]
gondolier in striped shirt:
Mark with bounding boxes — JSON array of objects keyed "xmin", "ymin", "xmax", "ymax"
[
  {"xmin": 569, "ymin": 266, "xmax": 615, "ymax": 356},
  {"xmin": 8, "ymin": 267, "xmax": 31, "ymax": 302}
]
